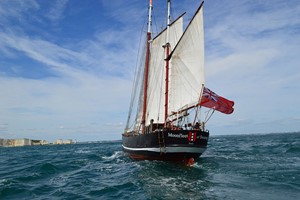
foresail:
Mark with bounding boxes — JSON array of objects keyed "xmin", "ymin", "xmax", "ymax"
[
  {"xmin": 145, "ymin": 15, "xmax": 184, "ymax": 126},
  {"xmin": 169, "ymin": 2, "xmax": 205, "ymax": 115}
]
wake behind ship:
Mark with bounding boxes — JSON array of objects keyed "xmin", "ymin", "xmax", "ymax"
[{"xmin": 122, "ymin": 0, "xmax": 234, "ymax": 164}]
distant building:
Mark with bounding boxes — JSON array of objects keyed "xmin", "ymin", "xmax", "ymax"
[
  {"xmin": 32, "ymin": 140, "xmax": 40, "ymax": 145},
  {"xmin": 7, "ymin": 139, "xmax": 14, "ymax": 147},
  {"xmin": 0, "ymin": 139, "xmax": 14, "ymax": 147},
  {"xmin": 0, "ymin": 138, "xmax": 73, "ymax": 147},
  {"xmin": 0, "ymin": 139, "xmax": 27, "ymax": 147},
  {"xmin": 54, "ymin": 139, "xmax": 63, "ymax": 145},
  {"xmin": 64, "ymin": 139, "xmax": 73, "ymax": 144},
  {"xmin": 41, "ymin": 140, "xmax": 48, "ymax": 145},
  {"xmin": 13, "ymin": 138, "xmax": 31, "ymax": 146},
  {"xmin": 29, "ymin": 139, "xmax": 49, "ymax": 146}
]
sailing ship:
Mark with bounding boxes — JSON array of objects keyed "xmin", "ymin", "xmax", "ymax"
[{"xmin": 122, "ymin": 0, "xmax": 234, "ymax": 164}]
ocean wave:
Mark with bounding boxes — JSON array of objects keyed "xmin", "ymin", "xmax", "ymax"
[
  {"xmin": 102, "ymin": 151, "xmax": 123, "ymax": 161},
  {"xmin": 286, "ymin": 146, "xmax": 300, "ymax": 153},
  {"xmin": 1, "ymin": 132, "xmax": 299, "ymax": 199},
  {"xmin": 75, "ymin": 149, "xmax": 91, "ymax": 154}
]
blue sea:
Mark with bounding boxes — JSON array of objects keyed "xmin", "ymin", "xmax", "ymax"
[{"xmin": 0, "ymin": 132, "xmax": 299, "ymax": 200}]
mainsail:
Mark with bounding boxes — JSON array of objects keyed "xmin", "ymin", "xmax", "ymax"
[{"xmin": 145, "ymin": 15, "xmax": 184, "ymax": 126}]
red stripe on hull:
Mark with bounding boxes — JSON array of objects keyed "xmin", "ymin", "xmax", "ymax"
[{"xmin": 127, "ymin": 152, "xmax": 201, "ymax": 165}]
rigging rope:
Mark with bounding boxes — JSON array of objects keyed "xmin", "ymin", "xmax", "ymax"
[{"xmin": 125, "ymin": 18, "xmax": 147, "ymax": 131}]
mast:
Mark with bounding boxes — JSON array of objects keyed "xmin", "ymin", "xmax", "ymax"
[
  {"xmin": 142, "ymin": 0, "xmax": 152, "ymax": 133},
  {"xmin": 164, "ymin": 0, "xmax": 171, "ymax": 126}
]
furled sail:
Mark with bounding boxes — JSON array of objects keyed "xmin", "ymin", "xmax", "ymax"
[
  {"xmin": 145, "ymin": 15, "xmax": 184, "ymax": 126},
  {"xmin": 169, "ymin": 3, "xmax": 205, "ymax": 116}
]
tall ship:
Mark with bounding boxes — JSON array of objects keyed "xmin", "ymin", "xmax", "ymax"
[{"xmin": 122, "ymin": 0, "xmax": 234, "ymax": 164}]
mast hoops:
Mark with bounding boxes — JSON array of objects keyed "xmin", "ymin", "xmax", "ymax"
[{"xmin": 164, "ymin": 0, "xmax": 171, "ymax": 127}]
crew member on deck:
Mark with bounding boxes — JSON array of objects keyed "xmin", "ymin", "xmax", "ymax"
[
  {"xmin": 194, "ymin": 122, "xmax": 200, "ymax": 130},
  {"xmin": 187, "ymin": 123, "xmax": 192, "ymax": 130}
]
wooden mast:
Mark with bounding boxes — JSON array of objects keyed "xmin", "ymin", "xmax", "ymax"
[
  {"xmin": 164, "ymin": 0, "xmax": 171, "ymax": 127},
  {"xmin": 142, "ymin": 0, "xmax": 152, "ymax": 133}
]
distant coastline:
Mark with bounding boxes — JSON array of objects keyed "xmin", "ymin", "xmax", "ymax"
[{"xmin": 0, "ymin": 138, "xmax": 75, "ymax": 147}]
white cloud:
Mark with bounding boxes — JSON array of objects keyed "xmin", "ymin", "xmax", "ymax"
[
  {"xmin": 0, "ymin": 72, "xmax": 131, "ymax": 141},
  {"xmin": 0, "ymin": 0, "xmax": 39, "ymax": 19},
  {"xmin": 200, "ymin": 0, "xmax": 300, "ymax": 135},
  {"xmin": 0, "ymin": 0, "xmax": 145, "ymax": 141},
  {"xmin": 47, "ymin": 0, "xmax": 69, "ymax": 22}
]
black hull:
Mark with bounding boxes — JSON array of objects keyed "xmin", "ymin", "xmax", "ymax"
[{"xmin": 122, "ymin": 129, "xmax": 209, "ymax": 163}]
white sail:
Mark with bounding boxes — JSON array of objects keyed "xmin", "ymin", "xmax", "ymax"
[
  {"xmin": 169, "ymin": 5, "xmax": 205, "ymax": 115},
  {"xmin": 145, "ymin": 16, "xmax": 184, "ymax": 126}
]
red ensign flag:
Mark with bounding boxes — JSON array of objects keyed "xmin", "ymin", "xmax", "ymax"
[{"xmin": 200, "ymin": 87, "xmax": 234, "ymax": 114}]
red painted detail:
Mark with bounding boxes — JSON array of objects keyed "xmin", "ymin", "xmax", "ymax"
[
  {"xmin": 164, "ymin": 44, "xmax": 170, "ymax": 126},
  {"xmin": 142, "ymin": 32, "xmax": 151, "ymax": 133},
  {"xmin": 128, "ymin": 153, "xmax": 197, "ymax": 165},
  {"xmin": 188, "ymin": 132, "xmax": 197, "ymax": 142},
  {"xmin": 186, "ymin": 157, "xmax": 195, "ymax": 166}
]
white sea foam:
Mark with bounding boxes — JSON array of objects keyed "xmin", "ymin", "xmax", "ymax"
[
  {"xmin": 0, "ymin": 179, "xmax": 7, "ymax": 186},
  {"xmin": 49, "ymin": 175, "xmax": 69, "ymax": 187},
  {"xmin": 102, "ymin": 151, "xmax": 123, "ymax": 160},
  {"xmin": 75, "ymin": 149, "xmax": 91, "ymax": 154}
]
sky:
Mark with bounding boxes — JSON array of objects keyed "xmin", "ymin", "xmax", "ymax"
[{"xmin": 0, "ymin": 0, "xmax": 299, "ymax": 142}]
